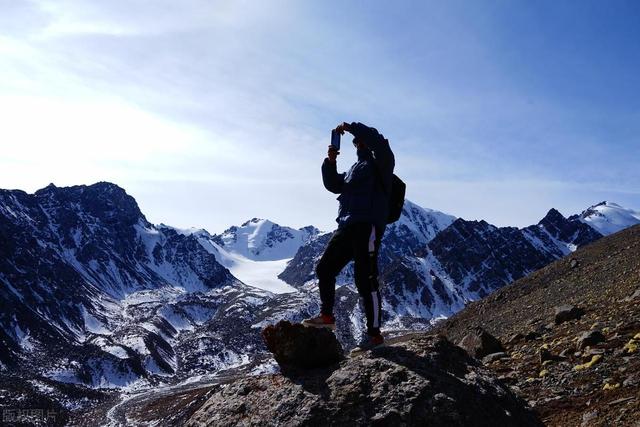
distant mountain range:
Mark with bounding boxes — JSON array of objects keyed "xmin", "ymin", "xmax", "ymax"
[{"xmin": 1, "ymin": 182, "xmax": 639, "ymax": 413}]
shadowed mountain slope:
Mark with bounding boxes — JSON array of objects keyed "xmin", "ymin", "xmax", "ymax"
[{"xmin": 432, "ymin": 224, "xmax": 640, "ymax": 426}]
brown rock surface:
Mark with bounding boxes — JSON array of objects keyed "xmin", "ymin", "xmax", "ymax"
[
  {"xmin": 186, "ymin": 335, "xmax": 542, "ymax": 427},
  {"xmin": 432, "ymin": 224, "xmax": 640, "ymax": 426}
]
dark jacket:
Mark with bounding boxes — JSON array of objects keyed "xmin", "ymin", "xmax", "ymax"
[{"xmin": 321, "ymin": 122, "xmax": 395, "ymax": 229}]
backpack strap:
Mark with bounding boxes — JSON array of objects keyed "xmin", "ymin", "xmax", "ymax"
[{"xmin": 370, "ymin": 156, "xmax": 389, "ymax": 197}]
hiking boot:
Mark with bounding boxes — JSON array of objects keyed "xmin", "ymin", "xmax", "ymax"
[
  {"xmin": 302, "ymin": 313, "xmax": 336, "ymax": 330},
  {"xmin": 352, "ymin": 334, "xmax": 384, "ymax": 353}
]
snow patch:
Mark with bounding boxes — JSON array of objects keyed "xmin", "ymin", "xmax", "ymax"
[
  {"xmin": 119, "ymin": 336, "xmax": 149, "ymax": 355},
  {"xmin": 199, "ymin": 239, "xmax": 297, "ymax": 294},
  {"xmin": 81, "ymin": 306, "xmax": 112, "ymax": 335},
  {"xmin": 15, "ymin": 324, "xmax": 35, "ymax": 350}
]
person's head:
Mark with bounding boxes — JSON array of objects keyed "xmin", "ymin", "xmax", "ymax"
[{"xmin": 353, "ymin": 138, "xmax": 368, "ymax": 151}]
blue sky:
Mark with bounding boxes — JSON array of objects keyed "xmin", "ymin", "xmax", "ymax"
[{"xmin": 0, "ymin": 0, "xmax": 638, "ymax": 233}]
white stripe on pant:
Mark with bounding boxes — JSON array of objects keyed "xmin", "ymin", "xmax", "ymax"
[
  {"xmin": 370, "ymin": 224, "xmax": 380, "ymax": 329},
  {"xmin": 368, "ymin": 225, "xmax": 376, "ymax": 252},
  {"xmin": 371, "ymin": 291, "xmax": 380, "ymax": 328}
]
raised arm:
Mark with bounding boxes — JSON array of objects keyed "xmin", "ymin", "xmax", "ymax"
[
  {"xmin": 346, "ymin": 122, "xmax": 394, "ymax": 167},
  {"xmin": 321, "ymin": 146, "xmax": 345, "ymax": 194}
]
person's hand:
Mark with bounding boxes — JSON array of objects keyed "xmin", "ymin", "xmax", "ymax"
[
  {"xmin": 334, "ymin": 122, "xmax": 351, "ymax": 135},
  {"xmin": 327, "ymin": 145, "xmax": 339, "ymax": 162}
]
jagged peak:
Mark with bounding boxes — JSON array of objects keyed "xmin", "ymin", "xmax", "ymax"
[
  {"xmin": 538, "ymin": 208, "xmax": 567, "ymax": 225},
  {"xmin": 450, "ymin": 217, "xmax": 491, "ymax": 227},
  {"xmin": 241, "ymin": 217, "xmax": 266, "ymax": 227},
  {"xmin": 402, "ymin": 198, "xmax": 455, "ymax": 217},
  {"xmin": 298, "ymin": 225, "xmax": 320, "ymax": 234},
  {"xmin": 582, "ymin": 201, "xmax": 626, "ymax": 213},
  {"xmin": 544, "ymin": 207, "xmax": 564, "ymax": 217},
  {"xmin": 34, "ymin": 181, "xmax": 145, "ymax": 224},
  {"xmin": 35, "ymin": 181, "xmax": 128, "ymax": 197},
  {"xmin": 162, "ymin": 224, "xmax": 210, "ymax": 237},
  {"xmin": 88, "ymin": 181, "xmax": 128, "ymax": 193}
]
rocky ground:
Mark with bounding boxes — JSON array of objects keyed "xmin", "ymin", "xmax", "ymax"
[
  {"xmin": 185, "ymin": 331, "xmax": 542, "ymax": 426},
  {"xmin": 432, "ymin": 224, "xmax": 640, "ymax": 426}
]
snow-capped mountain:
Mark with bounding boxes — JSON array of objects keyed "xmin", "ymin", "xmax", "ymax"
[
  {"xmin": 0, "ymin": 183, "xmax": 277, "ymax": 399},
  {"xmin": 278, "ymin": 201, "xmax": 625, "ymax": 328},
  {"xmin": 2, "ymin": 181, "xmax": 638, "ymax": 415},
  {"xmin": 213, "ymin": 218, "xmax": 319, "ymax": 261},
  {"xmin": 574, "ymin": 201, "xmax": 640, "ymax": 236},
  {"xmin": 427, "ymin": 208, "xmax": 602, "ymax": 299},
  {"xmin": 381, "ymin": 199, "xmax": 456, "ymax": 256},
  {"xmin": 168, "ymin": 220, "xmax": 320, "ymax": 294}
]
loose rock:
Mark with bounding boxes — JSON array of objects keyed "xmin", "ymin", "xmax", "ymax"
[
  {"xmin": 622, "ymin": 373, "xmax": 639, "ymax": 387},
  {"xmin": 623, "ymin": 288, "xmax": 640, "ymax": 302},
  {"xmin": 554, "ymin": 305, "xmax": 585, "ymax": 325},
  {"xmin": 539, "ymin": 348, "xmax": 562, "ymax": 364},
  {"xmin": 508, "ymin": 333, "xmax": 524, "ymax": 345},
  {"xmin": 577, "ymin": 330, "xmax": 606, "ymax": 349},
  {"xmin": 458, "ymin": 327, "xmax": 506, "ymax": 359},
  {"xmin": 525, "ymin": 331, "xmax": 542, "ymax": 341},
  {"xmin": 581, "ymin": 410, "xmax": 598, "ymax": 427},
  {"xmin": 482, "ymin": 352, "xmax": 509, "ymax": 364},
  {"xmin": 559, "ymin": 347, "xmax": 575, "ymax": 358}
]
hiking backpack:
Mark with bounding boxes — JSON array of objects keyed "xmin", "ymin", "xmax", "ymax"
[
  {"xmin": 387, "ymin": 174, "xmax": 406, "ymax": 223},
  {"xmin": 370, "ymin": 131, "xmax": 406, "ymax": 224}
]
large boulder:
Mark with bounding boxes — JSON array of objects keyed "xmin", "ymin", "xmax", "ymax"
[
  {"xmin": 186, "ymin": 335, "xmax": 542, "ymax": 426},
  {"xmin": 457, "ymin": 327, "xmax": 506, "ymax": 359},
  {"xmin": 261, "ymin": 320, "xmax": 343, "ymax": 369}
]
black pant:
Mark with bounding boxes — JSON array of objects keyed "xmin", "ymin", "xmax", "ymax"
[{"xmin": 316, "ymin": 222, "xmax": 384, "ymax": 336}]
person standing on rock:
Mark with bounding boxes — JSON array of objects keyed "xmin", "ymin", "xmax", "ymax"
[{"xmin": 303, "ymin": 122, "xmax": 395, "ymax": 351}]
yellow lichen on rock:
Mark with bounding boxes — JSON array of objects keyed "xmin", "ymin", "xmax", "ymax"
[
  {"xmin": 623, "ymin": 339, "xmax": 638, "ymax": 354},
  {"xmin": 574, "ymin": 355, "xmax": 602, "ymax": 371}
]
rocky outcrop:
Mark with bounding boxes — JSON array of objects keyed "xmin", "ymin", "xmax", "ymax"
[
  {"xmin": 262, "ymin": 321, "xmax": 343, "ymax": 369},
  {"xmin": 186, "ymin": 335, "xmax": 541, "ymax": 426}
]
